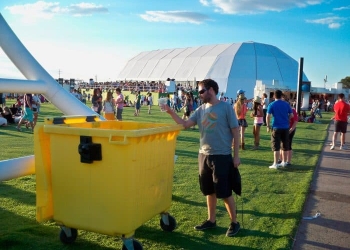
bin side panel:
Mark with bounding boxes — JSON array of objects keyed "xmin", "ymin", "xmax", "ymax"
[{"xmin": 35, "ymin": 125, "xmax": 54, "ymax": 222}]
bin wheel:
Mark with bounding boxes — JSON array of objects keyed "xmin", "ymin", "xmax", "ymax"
[
  {"xmin": 59, "ymin": 227, "xmax": 78, "ymax": 244},
  {"xmin": 160, "ymin": 214, "xmax": 177, "ymax": 232},
  {"xmin": 122, "ymin": 239, "xmax": 143, "ymax": 250}
]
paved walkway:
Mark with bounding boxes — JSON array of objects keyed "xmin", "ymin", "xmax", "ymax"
[{"xmin": 293, "ymin": 122, "xmax": 350, "ymax": 250}]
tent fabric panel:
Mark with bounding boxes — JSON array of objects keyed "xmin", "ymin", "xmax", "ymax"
[
  {"xmin": 205, "ymin": 43, "xmax": 242, "ymax": 81},
  {"xmin": 124, "ymin": 50, "xmax": 162, "ymax": 80},
  {"xmin": 148, "ymin": 48, "xmax": 186, "ymax": 80},
  {"xmin": 188, "ymin": 44, "xmax": 233, "ymax": 80},
  {"xmin": 255, "ymin": 43, "xmax": 285, "ymax": 85},
  {"xmin": 226, "ymin": 43, "xmax": 257, "ymax": 98},
  {"xmin": 187, "ymin": 56, "xmax": 218, "ymax": 80},
  {"xmin": 159, "ymin": 47, "xmax": 199, "ymax": 80},
  {"xmin": 137, "ymin": 49, "xmax": 174, "ymax": 79},
  {"xmin": 118, "ymin": 51, "xmax": 151, "ymax": 80},
  {"xmin": 173, "ymin": 45, "xmax": 217, "ymax": 80}
]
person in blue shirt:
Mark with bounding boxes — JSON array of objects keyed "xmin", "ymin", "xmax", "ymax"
[{"xmin": 266, "ymin": 90, "xmax": 293, "ymax": 169}]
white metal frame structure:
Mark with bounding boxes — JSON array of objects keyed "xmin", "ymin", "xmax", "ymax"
[{"xmin": 0, "ymin": 13, "xmax": 96, "ymax": 181}]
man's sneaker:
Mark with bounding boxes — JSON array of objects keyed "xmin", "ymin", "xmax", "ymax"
[
  {"xmin": 330, "ymin": 145, "xmax": 335, "ymax": 150},
  {"xmin": 269, "ymin": 163, "xmax": 280, "ymax": 169},
  {"xmin": 226, "ymin": 222, "xmax": 240, "ymax": 237},
  {"xmin": 280, "ymin": 162, "xmax": 287, "ymax": 168},
  {"xmin": 194, "ymin": 220, "xmax": 216, "ymax": 230},
  {"xmin": 277, "ymin": 159, "xmax": 282, "ymax": 164},
  {"xmin": 340, "ymin": 145, "xmax": 347, "ymax": 150},
  {"xmin": 286, "ymin": 162, "xmax": 291, "ymax": 166}
]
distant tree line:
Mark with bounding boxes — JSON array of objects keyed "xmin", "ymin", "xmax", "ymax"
[{"xmin": 340, "ymin": 76, "xmax": 350, "ymax": 89}]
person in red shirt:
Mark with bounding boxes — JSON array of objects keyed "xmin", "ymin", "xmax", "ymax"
[{"xmin": 330, "ymin": 93, "xmax": 350, "ymax": 150}]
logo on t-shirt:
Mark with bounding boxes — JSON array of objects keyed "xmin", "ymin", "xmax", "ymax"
[{"xmin": 201, "ymin": 112, "xmax": 217, "ymax": 133}]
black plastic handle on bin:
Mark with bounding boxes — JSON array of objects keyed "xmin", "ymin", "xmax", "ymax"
[{"xmin": 78, "ymin": 136, "xmax": 102, "ymax": 163}]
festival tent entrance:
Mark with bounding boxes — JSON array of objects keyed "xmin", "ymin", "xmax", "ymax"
[{"xmin": 118, "ymin": 41, "xmax": 309, "ymax": 98}]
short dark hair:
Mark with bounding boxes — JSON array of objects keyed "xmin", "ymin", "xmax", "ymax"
[
  {"xmin": 199, "ymin": 79, "xmax": 219, "ymax": 95},
  {"xmin": 263, "ymin": 93, "xmax": 267, "ymax": 98},
  {"xmin": 338, "ymin": 93, "xmax": 344, "ymax": 99},
  {"xmin": 116, "ymin": 88, "xmax": 121, "ymax": 93},
  {"xmin": 274, "ymin": 90, "xmax": 283, "ymax": 99}
]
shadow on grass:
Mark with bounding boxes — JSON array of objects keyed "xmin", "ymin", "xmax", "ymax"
[
  {"xmin": 172, "ymin": 195, "xmax": 227, "ymax": 213},
  {"xmin": 136, "ymin": 222, "xmax": 290, "ymax": 250},
  {"xmin": 0, "ymin": 206, "xmax": 116, "ymax": 250},
  {"xmin": 0, "ymin": 181, "xmax": 36, "ymax": 206}
]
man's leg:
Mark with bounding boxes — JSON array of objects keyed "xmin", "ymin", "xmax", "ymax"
[
  {"xmin": 331, "ymin": 132, "xmax": 337, "ymax": 149},
  {"xmin": 207, "ymin": 193, "xmax": 217, "ymax": 222},
  {"xmin": 274, "ymin": 150, "xmax": 280, "ymax": 165},
  {"xmin": 340, "ymin": 132, "xmax": 345, "ymax": 146},
  {"xmin": 223, "ymin": 195, "xmax": 237, "ymax": 223}
]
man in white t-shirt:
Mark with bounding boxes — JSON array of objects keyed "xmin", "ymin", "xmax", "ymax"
[{"xmin": 261, "ymin": 93, "xmax": 269, "ymax": 126}]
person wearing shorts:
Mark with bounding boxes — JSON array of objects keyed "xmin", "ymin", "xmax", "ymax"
[
  {"xmin": 115, "ymin": 88, "xmax": 124, "ymax": 121},
  {"xmin": 163, "ymin": 79, "xmax": 241, "ymax": 237},
  {"xmin": 330, "ymin": 93, "xmax": 350, "ymax": 150},
  {"xmin": 251, "ymin": 96, "xmax": 263, "ymax": 150},
  {"xmin": 31, "ymin": 94, "xmax": 41, "ymax": 128},
  {"xmin": 234, "ymin": 93, "xmax": 248, "ymax": 150},
  {"xmin": 17, "ymin": 93, "xmax": 34, "ymax": 132},
  {"xmin": 266, "ymin": 90, "xmax": 293, "ymax": 169}
]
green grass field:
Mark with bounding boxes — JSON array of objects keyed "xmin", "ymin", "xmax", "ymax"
[{"xmin": 0, "ymin": 100, "xmax": 332, "ymax": 249}]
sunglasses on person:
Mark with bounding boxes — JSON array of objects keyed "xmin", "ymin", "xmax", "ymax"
[{"xmin": 198, "ymin": 88, "xmax": 207, "ymax": 95}]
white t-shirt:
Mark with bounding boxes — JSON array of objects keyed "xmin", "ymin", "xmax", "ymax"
[
  {"xmin": 262, "ymin": 97, "xmax": 269, "ymax": 109},
  {"xmin": 32, "ymin": 95, "xmax": 41, "ymax": 108}
]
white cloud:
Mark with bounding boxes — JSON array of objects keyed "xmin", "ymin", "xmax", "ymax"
[
  {"xmin": 306, "ymin": 16, "xmax": 345, "ymax": 29},
  {"xmin": 199, "ymin": 0, "xmax": 210, "ymax": 7},
  {"xmin": 140, "ymin": 11, "xmax": 210, "ymax": 24},
  {"xmin": 4, "ymin": 1, "xmax": 108, "ymax": 22},
  {"xmin": 333, "ymin": 5, "xmax": 350, "ymax": 11},
  {"xmin": 200, "ymin": 0, "xmax": 323, "ymax": 14}
]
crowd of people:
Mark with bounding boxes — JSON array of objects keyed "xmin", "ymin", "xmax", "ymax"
[
  {"xmin": 1, "ymin": 79, "xmax": 349, "ymax": 241},
  {"xmin": 0, "ymin": 93, "xmax": 44, "ymax": 131}
]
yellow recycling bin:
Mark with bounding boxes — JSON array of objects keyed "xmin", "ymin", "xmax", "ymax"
[{"xmin": 34, "ymin": 115, "xmax": 182, "ymax": 250}]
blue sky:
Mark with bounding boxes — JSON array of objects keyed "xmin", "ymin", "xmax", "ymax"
[{"xmin": 0, "ymin": 0, "xmax": 349, "ymax": 87}]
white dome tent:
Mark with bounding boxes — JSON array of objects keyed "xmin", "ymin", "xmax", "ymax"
[{"xmin": 118, "ymin": 41, "xmax": 309, "ymax": 98}]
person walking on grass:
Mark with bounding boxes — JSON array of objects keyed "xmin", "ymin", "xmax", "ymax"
[
  {"xmin": 234, "ymin": 91, "xmax": 248, "ymax": 150},
  {"xmin": 330, "ymin": 93, "xmax": 350, "ymax": 150},
  {"xmin": 161, "ymin": 78, "xmax": 241, "ymax": 237},
  {"xmin": 266, "ymin": 90, "xmax": 293, "ymax": 169},
  {"xmin": 147, "ymin": 92, "xmax": 153, "ymax": 114},
  {"xmin": 261, "ymin": 93, "xmax": 269, "ymax": 126},
  {"xmin": 134, "ymin": 91, "xmax": 141, "ymax": 116},
  {"xmin": 115, "ymin": 88, "xmax": 124, "ymax": 121},
  {"xmin": 17, "ymin": 93, "xmax": 34, "ymax": 132},
  {"xmin": 250, "ymin": 96, "xmax": 263, "ymax": 150},
  {"xmin": 102, "ymin": 91, "xmax": 116, "ymax": 120},
  {"xmin": 279, "ymin": 98, "xmax": 298, "ymax": 165}
]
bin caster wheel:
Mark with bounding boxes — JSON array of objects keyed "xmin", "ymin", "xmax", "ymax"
[
  {"xmin": 122, "ymin": 239, "xmax": 143, "ymax": 250},
  {"xmin": 160, "ymin": 214, "xmax": 177, "ymax": 232},
  {"xmin": 59, "ymin": 227, "xmax": 77, "ymax": 244}
]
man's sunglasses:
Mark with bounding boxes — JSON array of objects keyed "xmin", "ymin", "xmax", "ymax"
[{"xmin": 198, "ymin": 88, "xmax": 207, "ymax": 95}]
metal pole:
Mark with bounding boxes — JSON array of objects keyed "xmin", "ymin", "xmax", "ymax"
[{"xmin": 296, "ymin": 57, "xmax": 304, "ymax": 115}]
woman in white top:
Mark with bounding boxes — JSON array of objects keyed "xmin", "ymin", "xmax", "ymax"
[
  {"xmin": 31, "ymin": 94, "xmax": 41, "ymax": 127},
  {"xmin": 250, "ymin": 96, "xmax": 264, "ymax": 150},
  {"xmin": 102, "ymin": 91, "xmax": 116, "ymax": 120},
  {"xmin": 147, "ymin": 93, "xmax": 153, "ymax": 114},
  {"xmin": 261, "ymin": 93, "xmax": 269, "ymax": 126}
]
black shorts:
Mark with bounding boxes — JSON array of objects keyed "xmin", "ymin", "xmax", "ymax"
[
  {"xmin": 271, "ymin": 128, "xmax": 289, "ymax": 151},
  {"xmin": 281, "ymin": 129, "xmax": 296, "ymax": 150},
  {"xmin": 238, "ymin": 119, "xmax": 248, "ymax": 127},
  {"xmin": 198, "ymin": 153, "xmax": 233, "ymax": 199},
  {"xmin": 334, "ymin": 120, "xmax": 347, "ymax": 133}
]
